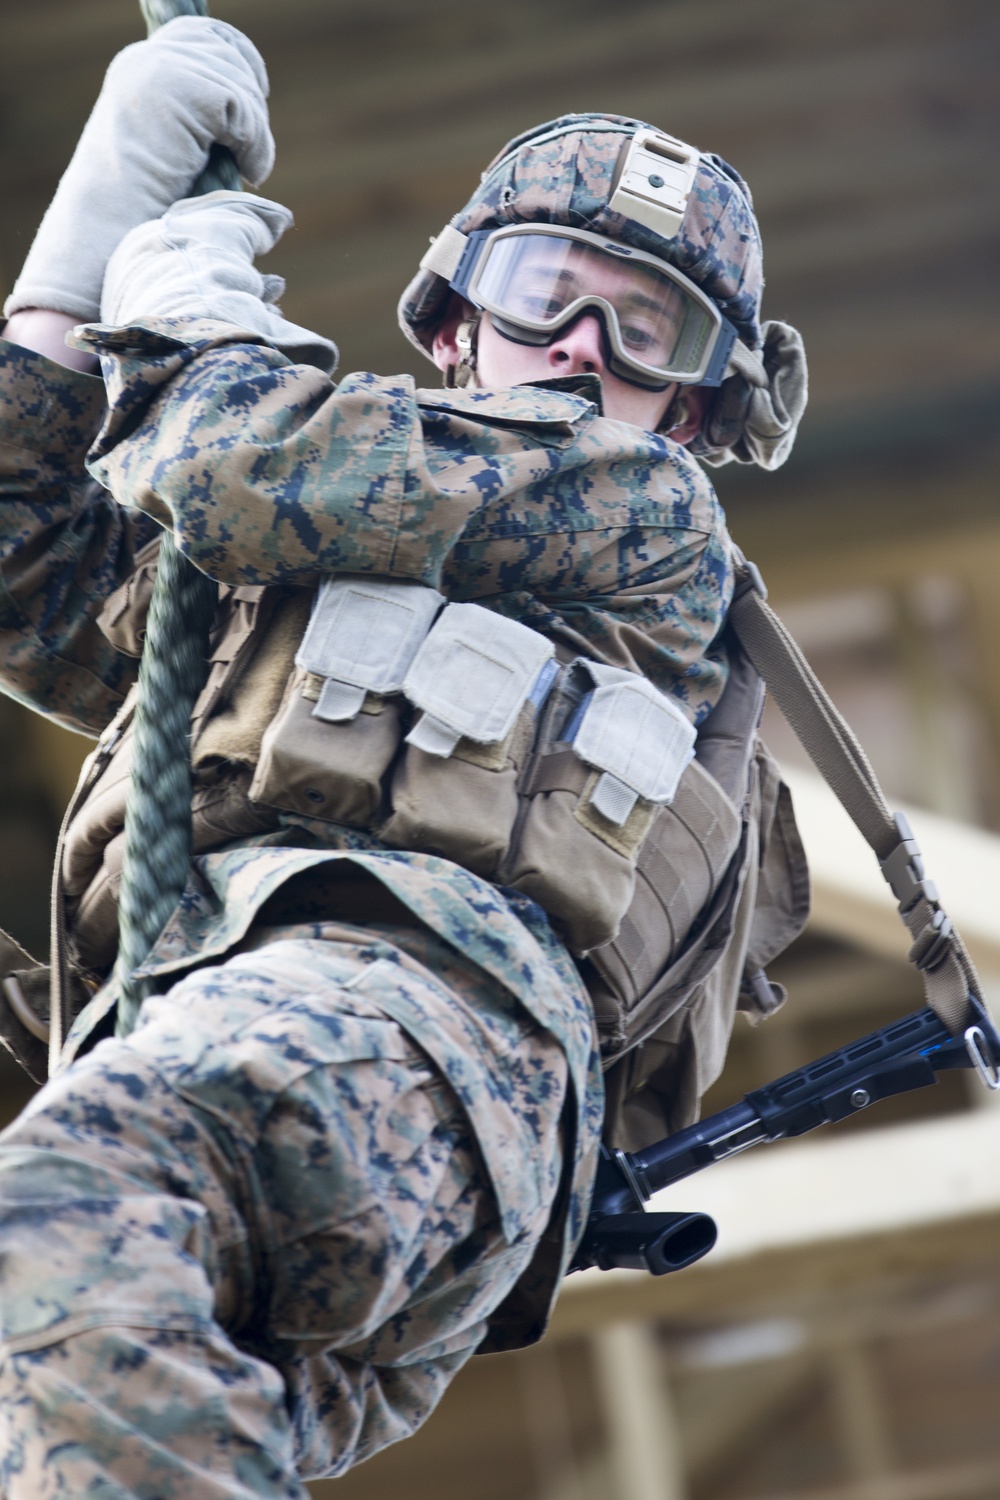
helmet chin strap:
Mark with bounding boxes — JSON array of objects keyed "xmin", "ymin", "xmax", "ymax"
[
  {"xmin": 444, "ymin": 314, "xmax": 481, "ymax": 389},
  {"xmin": 660, "ymin": 387, "xmax": 693, "ymax": 437}
]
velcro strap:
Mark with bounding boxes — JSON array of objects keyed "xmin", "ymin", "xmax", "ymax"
[
  {"xmin": 406, "ymin": 715, "xmax": 462, "ymax": 758},
  {"xmin": 419, "ymin": 224, "xmax": 468, "ymax": 280},
  {"xmin": 591, "ymin": 772, "xmax": 640, "ymax": 825},
  {"xmin": 314, "ymin": 679, "xmax": 367, "ymax": 723}
]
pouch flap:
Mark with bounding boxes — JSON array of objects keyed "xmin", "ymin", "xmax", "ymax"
[
  {"xmin": 573, "ymin": 663, "xmax": 696, "ymax": 824},
  {"xmin": 96, "ymin": 536, "xmax": 163, "ymax": 659},
  {"xmin": 742, "ymin": 740, "xmax": 811, "ymax": 980},
  {"xmin": 404, "ymin": 603, "xmax": 554, "ymax": 755},
  {"xmin": 296, "ymin": 579, "xmax": 444, "ymax": 700}
]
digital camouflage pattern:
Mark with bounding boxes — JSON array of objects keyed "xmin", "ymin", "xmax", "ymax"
[
  {"xmin": 0, "ymin": 935, "xmax": 573, "ymax": 1495},
  {"xmin": 0, "ymin": 342, "xmax": 157, "ymax": 733},
  {"xmin": 76, "ymin": 315, "xmax": 733, "ymax": 722},
  {"xmin": 399, "ymin": 112, "xmax": 764, "ymax": 361},
  {"xmin": 65, "ymin": 847, "xmax": 605, "ymax": 1270},
  {"xmin": 0, "ymin": 325, "xmax": 733, "ymax": 735},
  {"xmin": 0, "ymin": 317, "xmax": 731, "ymax": 1477}
]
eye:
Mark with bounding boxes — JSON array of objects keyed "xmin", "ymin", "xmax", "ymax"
[
  {"xmin": 511, "ymin": 287, "xmax": 570, "ymax": 319},
  {"xmin": 619, "ymin": 321, "xmax": 661, "ymax": 353}
]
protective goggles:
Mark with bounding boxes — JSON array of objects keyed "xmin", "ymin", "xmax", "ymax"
[{"xmin": 448, "ymin": 224, "xmax": 737, "ymax": 389}]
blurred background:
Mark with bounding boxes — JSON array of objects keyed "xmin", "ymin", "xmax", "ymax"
[{"xmin": 2, "ymin": 1, "xmax": 1000, "ymax": 1496}]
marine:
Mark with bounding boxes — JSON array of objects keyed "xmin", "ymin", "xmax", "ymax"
[{"xmin": 0, "ymin": 15, "xmax": 807, "ymax": 1495}]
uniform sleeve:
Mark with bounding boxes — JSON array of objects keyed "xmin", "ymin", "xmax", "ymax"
[
  {"xmin": 442, "ymin": 503, "xmax": 733, "ymax": 723},
  {"xmin": 81, "ymin": 318, "xmax": 732, "ymax": 721},
  {"xmin": 0, "ymin": 339, "xmax": 159, "ymax": 735},
  {"xmin": 83, "ymin": 321, "xmax": 429, "ymax": 588}
]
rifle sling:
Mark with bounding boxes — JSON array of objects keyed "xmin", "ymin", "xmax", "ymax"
[{"xmin": 729, "ymin": 566, "xmax": 982, "ymax": 1035}]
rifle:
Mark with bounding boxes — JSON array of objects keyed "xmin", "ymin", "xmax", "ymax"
[
  {"xmin": 571, "ymin": 564, "xmax": 1000, "ymax": 1279},
  {"xmin": 571, "ymin": 996, "xmax": 1000, "ymax": 1276}
]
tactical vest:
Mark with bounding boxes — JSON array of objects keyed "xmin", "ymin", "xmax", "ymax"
[{"xmin": 37, "ymin": 544, "xmax": 807, "ymax": 1150}]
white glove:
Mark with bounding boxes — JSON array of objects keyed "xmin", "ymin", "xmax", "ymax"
[
  {"xmin": 4, "ymin": 17, "xmax": 274, "ymax": 322},
  {"xmin": 101, "ymin": 191, "xmax": 338, "ymax": 373}
]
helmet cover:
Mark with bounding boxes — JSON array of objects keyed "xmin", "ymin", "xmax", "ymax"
[{"xmin": 399, "ymin": 113, "xmax": 765, "ymax": 360}]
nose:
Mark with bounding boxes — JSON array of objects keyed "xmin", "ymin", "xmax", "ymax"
[{"xmin": 547, "ymin": 311, "xmax": 607, "ymax": 377}]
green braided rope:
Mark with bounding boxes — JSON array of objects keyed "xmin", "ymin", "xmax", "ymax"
[
  {"xmin": 113, "ymin": 0, "xmax": 239, "ymax": 1034},
  {"xmin": 113, "ymin": 542, "xmax": 217, "ymax": 1032},
  {"xmin": 141, "ymin": 0, "xmax": 242, "ymax": 200}
]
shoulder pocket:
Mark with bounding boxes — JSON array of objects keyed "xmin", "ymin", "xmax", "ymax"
[
  {"xmin": 737, "ymin": 738, "xmax": 811, "ymax": 1023},
  {"xmin": 418, "ymin": 385, "xmax": 593, "ymax": 445},
  {"xmin": 95, "ymin": 536, "xmax": 162, "ymax": 658}
]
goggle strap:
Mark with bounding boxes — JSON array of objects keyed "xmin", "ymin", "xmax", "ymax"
[
  {"xmin": 700, "ymin": 320, "xmax": 739, "ymax": 388},
  {"xmin": 724, "ymin": 337, "xmax": 768, "ymax": 388},
  {"xmin": 420, "ymin": 224, "xmax": 469, "ymax": 281},
  {"xmin": 450, "ymin": 229, "xmax": 495, "ymax": 304}
]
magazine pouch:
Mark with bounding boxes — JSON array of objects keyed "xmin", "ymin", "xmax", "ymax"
[
  {"xmin": 249, "ymin": 578, "xmax": 444, "ymax": 827},
  {"xmin": 380, "ymin": 603, "xmax": 557, "ymax": 877},
  {"xmin": 501, "ymin": 661, "xmax": 698, "ymax": 954}
]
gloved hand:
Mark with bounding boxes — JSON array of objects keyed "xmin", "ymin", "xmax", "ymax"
[
  {"xmin": 101, "ymin": 191, "xmax": 338, "ymax": 373},
  {"xmin": 4, "ymin": 16, "xmax": 274, "ymax": 323}
]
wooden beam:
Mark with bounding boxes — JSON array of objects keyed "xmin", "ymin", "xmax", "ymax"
[
  {"xmin": 733, "ymin": 496, "xmax": 1000, "ymax": 608},
  {"xmin": 551, "ymin": 1108, "xmax": 1000, "ymax": 1337},
  {"xmin": 677, "ymin": 1355, "xmax": 816, "ymax": 1485},
  {"xmin": 745, "ymin": 1456, "xmax": 1000, "ymax": 1500},
  {"xmin": 780, "ymin": 766, "xmax": 1000, "ymax": 980},
  {"xmin": 827, "ymin": 1342, "xmax": 894, "ymax": 1484},
  {"xmin": 590, "ymin": 1323, "xmax": 687, "ymax": 1500}
]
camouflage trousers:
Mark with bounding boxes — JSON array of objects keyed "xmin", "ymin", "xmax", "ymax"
[{"xmin": 0, "ymin": 937, "xmax": 569, "ymax": 1498}]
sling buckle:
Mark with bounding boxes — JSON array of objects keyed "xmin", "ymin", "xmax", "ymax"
[{"xmin": 880, "ymin": 812, "xmax": 938, "ymax": 915}]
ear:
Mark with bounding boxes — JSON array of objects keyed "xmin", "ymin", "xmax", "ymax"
[
  {"xmin": 431, "ymin": 292, "xmax": 474, "ymax": 374},
  {"xmin": 668, "ymin": 385, "xmax": 712, "ymax": 446}
]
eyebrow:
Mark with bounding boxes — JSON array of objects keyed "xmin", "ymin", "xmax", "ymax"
[
  {"xmin": 522, "ymin": 264, "xmax": 675, "ymax": 320},
  {"xmin": 621, "ymin": 289, "xmax": 673, "ymax": 318}
]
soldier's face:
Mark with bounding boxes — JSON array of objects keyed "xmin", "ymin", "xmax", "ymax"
[
  {"xmin": 474, "ymin": 310, "xmax": 678, "ymax": 430},
  {"xmin": 432, "ymin": 294, "xmax": 696, "ymax": 434}
]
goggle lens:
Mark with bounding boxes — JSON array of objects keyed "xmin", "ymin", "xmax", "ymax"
[{"xmin": 472, "ymin": 232, "xmax": 719, "ymax": 383}]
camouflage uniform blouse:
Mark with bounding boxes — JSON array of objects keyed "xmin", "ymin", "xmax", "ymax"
[{"xmin": 0, "ymin": 319, "xmax": 734, "ymax": 1342}]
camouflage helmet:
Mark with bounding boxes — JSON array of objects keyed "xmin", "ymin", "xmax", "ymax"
[
  {"xmin": 398, "ymin": 112, "xmax": 765, "ymax": 361},
  {"xmin": 399, "ymin": 112, "xmax": 808, "ymax": 470}
]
